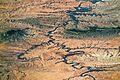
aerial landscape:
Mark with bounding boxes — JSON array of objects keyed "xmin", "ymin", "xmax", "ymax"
[{"xmin": 0, "ymin": 0, "xmax": 120, "ymax": 80}]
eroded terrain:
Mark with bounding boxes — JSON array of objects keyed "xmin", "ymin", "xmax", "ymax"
[{"xmin": 0, "ymin": 0, "xmax": 120, "ymax": 80}]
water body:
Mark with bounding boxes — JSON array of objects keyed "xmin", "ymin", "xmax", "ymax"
[
  {"xmin": 65, "ymin": 5, "xmax": 108, "ymax": 29},
  {"xmin": 74, "ymin": 7, "xmax": 92, "ymax": 12},
  {"xmin": 66, "ymin": 9, "xmax": 107, "ymax": 17},
  {"xmin": 16, "ymin": 25, "xmax": 60, "ymax": 62},
  {"xmin": 90, "ymin": 0, "xmax": 104, "ymax": 4}
]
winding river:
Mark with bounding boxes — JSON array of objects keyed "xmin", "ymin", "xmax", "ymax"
[{"xmin": 15, "ymin": 1, "xmax": 120, "ymax": 80}]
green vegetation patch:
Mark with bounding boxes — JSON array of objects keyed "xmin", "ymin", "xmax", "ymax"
[
  {"xmin": 0, "ymin": 28, "xmax": 29, "ymax": 42},
  {"xmin": 63, "ymin": 27, "xmax": 120, "ymax": 39}
]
